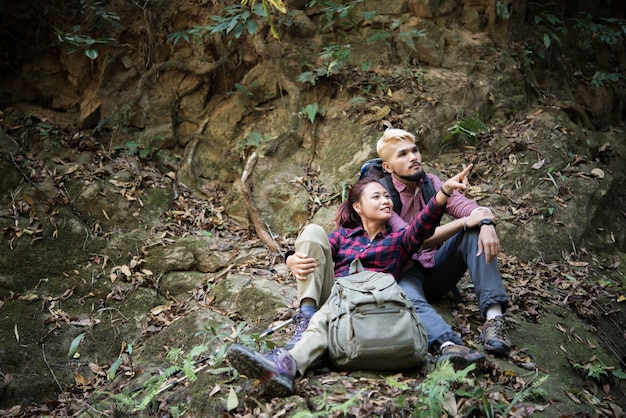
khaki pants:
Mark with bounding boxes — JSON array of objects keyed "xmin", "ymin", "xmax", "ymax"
[
  {"xmin": 294, "ymin": 224, "xmax": 335, "ymax": 307},
  {"xmin": 289, "ymin": 302, "xmax": 331, "ymax": 375},
  {"xmin": 290, "ymin": 224, "xmax": 335, "ymax": 374}
]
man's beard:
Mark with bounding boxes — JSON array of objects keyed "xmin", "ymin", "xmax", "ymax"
[{"xmin": 398, "ymin": 169, "xmax": 426, "ymax": 182}]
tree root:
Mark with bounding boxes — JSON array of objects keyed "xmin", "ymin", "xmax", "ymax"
[{"xmin": 240, "ymin": 152, "xmax": 280, "ymax": 253}]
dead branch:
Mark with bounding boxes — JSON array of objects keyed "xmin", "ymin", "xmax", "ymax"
[{"xmin": 240, "ymin": 152, "xmax": 280, "ymax": 253}]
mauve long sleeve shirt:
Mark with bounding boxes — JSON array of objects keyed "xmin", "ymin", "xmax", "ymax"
[{"xmin": 388, "ymin": 173, "xmax": 482, "ymax": 268}]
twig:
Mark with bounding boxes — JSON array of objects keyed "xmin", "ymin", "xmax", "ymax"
[
  {"xmin": 545, "ymin": 170, "xmax": 559, "ymax": 189},
  {"xmin": 42, "ymin": 344, "xmax": 64, "ymax": 392}
]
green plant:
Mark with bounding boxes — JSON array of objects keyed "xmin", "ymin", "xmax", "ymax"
[
  {"xmin": 534, "ymin": 12, "xmax": 566, "ymax": 50},
  {"xmin": 55, "ymin": 26, "xmax": 116, "ymax": 59},
  {"xmin": 206, "ymin": 4, "xmax": 265, "ymax": 39},
  {"xmin": 168, "ymin": 0, "xmax": 288, "ymax": 46},
  {"xmin": 101, "ymin": 344, "xmax": 211, "ymax": 413},
  {"xmin": 167, "ymin": 3, "xmax": 266, "ymax": 46},
  {"xmin": 299, "ymin": 102, "xmax": 324, "ymax": 124},
  {"xmin": 291, "ymin": 388, "xmax": 365, "ymax": 417},
  {"xmin": 243, "ymin": 0, "xmax": 287, "ymax": 39},
  {"xmin": 520, "ymin": 48, "xmax": 535, "ymax": 67},
  {"xmin": 413, "ymin": 361, "xmax": 477, "ymax": 417},
  {"xmin": 320, "ymin": 44, "xmax": 352, "ymax": 73},
  {"xmin": 90, "ymin": 321, "xmax": 256, "ymax": 415},
  {"xmin": 36, "ymin": 122, "xmax": 60, "ymax": 137},
  {"xmin": 496, "ymin": 1, "xmax": 512, "ymax": 20},
  {"xmin": 573, "ymin": 13, "xmax": 626, "ymax": 46},
  {"xmin": 442, "ymin": 117, "xmax": 488, "ymax": 144},
  {"xmin": 366, "ymin": 18, "xmax": 426, "ymax": 54},
  {"xmin": 398, "ymin": 28, "xmax": 426, "ymax": 52},
  {"xmin": 54, "ymin": 1, "xmax": 121, "ymax": 59},
  {"xmin": 503, "ymin": 373, "xmax": 548, "ymax": 415},
  {"xmin": 307, "ymin": 0, "xmax": 364, "ymax": 32},
  {"xmin": 574, "ymin": 357, "xmax": 626, "ymax": 382},
  {"xmin": 114, "ymin": 136, "xmax": 165, "ymax": 160},
  {"xmin": 297, "ymin": 44, "xmax": 352, "ymax": 86},
  {"xmin": 591, "ymin": 71, "xmax": 621, "ymax": 87},
  {"xmin": 67, "ymin": 333, "xmax": 86, "ymax": 359},
  {"xmin": 234, "ymin": 131, "xmax": 270, "ymax": 159},
  {"xmin": 228, "ymin": 82, "xmax": 256, "ymax": 98}
]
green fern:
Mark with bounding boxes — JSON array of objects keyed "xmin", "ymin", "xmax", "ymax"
[{"xmin": 443, "ymin": 117, "xmax": 488, "ymax": 144}]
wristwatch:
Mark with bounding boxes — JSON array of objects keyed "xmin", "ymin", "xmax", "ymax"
[{"xmin": 479, "ymin": 219, "xmax": 496, "ymax": 229}]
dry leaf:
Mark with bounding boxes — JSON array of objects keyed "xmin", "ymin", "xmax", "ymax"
[
  {"xmin": 374, "ymin": 105, "xmax": 391, "ymax": 120},
  {"xmin": 150, "ymin": 303, "xmax": 173, "ymax": 316},
  {"xmin": 120, "ymin": 265, "xmax": 132, "ymax": 277},
  {"xmin": 75, "ymin": 372, "xmax": 86, "ymax": 385},
  {"xmin": 226, "ymin": 387, "xmax": 239, "ymax": 411},
  {"xmin": 590, "ymin": 168, "xmax": 604, "ymax": 178},
  {"xmin": 209, "ymin": 384, "xmax": 221, "ymax": 397},
  {"xmin": 70, "ymin": 318, "xmax": 101, "ymax": 327},
  {"xmin": 532, "ymin": 159, "xmax": 546, "ymax": 169},
  {"xmin": 565, "ymin": 391, "xmax": 581, "ymax": 404}
]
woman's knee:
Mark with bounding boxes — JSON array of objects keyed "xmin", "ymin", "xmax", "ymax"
[{"xmin": 296, "ymin": 224, "xmax": 329, "ymax": 246}]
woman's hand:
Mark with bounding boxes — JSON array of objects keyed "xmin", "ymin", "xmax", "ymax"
[
  {"xmin": 436, "ymin": 164, "xmax": 473, "ymax": 205},
  {"xmin": 286, "ymin": 251, "xmax": 317, "ymax": 280},
  {"xmin": 442, "ymin": 164, "xmax": 473, "ymax": 194}
]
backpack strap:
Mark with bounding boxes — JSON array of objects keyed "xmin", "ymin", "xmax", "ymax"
[
  {"xmin": 349, "ymin": 259, "xmax": 365, "ymax": 274},
  {"xmin": 420, "ymin": 175, "xmax": 440, "ymax": 228},
  {"xmin": 420, "ymin": 174, "xmax": 436, "ymax": 203}
]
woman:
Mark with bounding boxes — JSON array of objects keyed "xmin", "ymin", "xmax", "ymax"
[{"xmin": 227, "ymin": 164, "xmax": 472, "ymax": 397}]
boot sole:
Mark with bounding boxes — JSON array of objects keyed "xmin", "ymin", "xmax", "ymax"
[
  {"xmin": 437, "ymin": 351, "xmax": 486, "ymax": 370},
  {"xmin": 227, "ymin": 345, "xmax": 295, "ymax": 397},
  {"xmin": 483, "ymin": 342, "xmax": 512, "ymax": 356}
]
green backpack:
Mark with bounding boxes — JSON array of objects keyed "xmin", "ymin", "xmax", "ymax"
[{"xmin": 327, "ymin": 269, "xmax": 428, "ymax": 371}]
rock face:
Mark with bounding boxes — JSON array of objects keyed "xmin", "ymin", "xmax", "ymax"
[{"xmin": 0, "ymin": 0, "xmax": 624, "ymax": 415}]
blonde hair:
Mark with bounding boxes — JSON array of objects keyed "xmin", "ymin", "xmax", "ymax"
[{"xmin": 376, "ymin": 128, "xmax": 417, "ymax": 161}]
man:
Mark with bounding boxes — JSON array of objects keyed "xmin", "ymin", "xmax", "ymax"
[
  {"xmin": 376, "ymin": 128, "xmax": 512, "ymax": 361},
  {"xmin": 286, "ymin": 128, "xmax": 511, "ymax": 366}
]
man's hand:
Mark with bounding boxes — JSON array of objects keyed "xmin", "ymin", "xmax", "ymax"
[
  {"xmin": 477, "ymin": 224, "xmax": 500, "ymax": 263},
  {"xmin": 286, "ymin": 251, "xmax": 317, "ymax": 280}
]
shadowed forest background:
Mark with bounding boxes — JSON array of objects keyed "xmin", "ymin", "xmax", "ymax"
[{"xmin": 0, "ymin": 0, "xmax": 625, "ymax": 416}]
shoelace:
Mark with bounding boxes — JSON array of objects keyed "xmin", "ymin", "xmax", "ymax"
[
  {"xmin": 488, "ymin": 318, "xmax": 507, "ymax": 339},
  {"xmin": 267, "ymin": 348, "xmax": 296, "ymax": 375},
  {"xmin": 293, "ymin": 312, "xmax": 309, "ymax": 333}
]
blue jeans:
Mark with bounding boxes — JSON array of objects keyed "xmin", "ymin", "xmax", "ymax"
[{"xmin": 397, "ymin": 229, "xmax": 509, "ymax": 352}]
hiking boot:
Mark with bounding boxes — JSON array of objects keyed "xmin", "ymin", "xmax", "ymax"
[
  {"xmin": 226, "ymin": 344, "xmax": 297, "ymax": 397},
  {"xmin": 437, "ymin": 344, "xmax": 486, "ymax": 369},
  {"xmin": 285, "ymin": 310, "xmax": 312, "ymax": 350},
  {"xmin": 480, "ymin": 316, "xmax": 512, "ymax": 356}
]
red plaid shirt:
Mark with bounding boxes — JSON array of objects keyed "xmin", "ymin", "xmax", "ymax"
[{"xmin": 329, "ymin": 197, "xmax": 444, "ymax": 278}]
